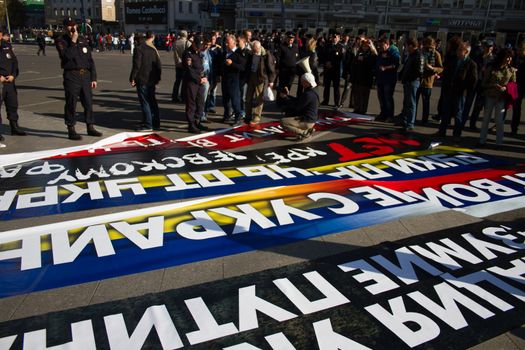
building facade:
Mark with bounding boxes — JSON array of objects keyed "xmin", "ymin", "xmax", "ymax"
[
  {"xmin": 45, "ymin": 0, "xmax": 119, "ymax": 31},
  {"xmin": 122, "ymin": 0, "xmax": 207, "ymax": 33},
  {"xmin": 233, "ymin": 0, "xmax": 525, "ymax": 45}
]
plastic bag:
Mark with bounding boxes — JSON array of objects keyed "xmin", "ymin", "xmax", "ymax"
[{"xmin": 263, "ymin": 86, "xmax": 275, "ymax": 102}]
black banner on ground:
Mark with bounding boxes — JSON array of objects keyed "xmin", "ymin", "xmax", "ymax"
[
  {"xmin": 0, "ymin": 133, "xmax": 430, "ymax": 190},
  {"xmin": 1, "ymin": 219, "xmax": 523, "ymax": 349}
]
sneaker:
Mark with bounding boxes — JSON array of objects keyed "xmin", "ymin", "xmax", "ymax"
[
  {"xmin": 136, "ymin": 126, "xmax": 153, "ymax": 132},
  {"xmin": 232, "ymin": 119, "xmax": 243, "ymax": 127},
  {"xmin": 0, "ymin": 134, "xmax": 4, "ymax": 141},
  {"xmin": 208, "ymin": 109, "xmax": 217, "ymax": 114}
]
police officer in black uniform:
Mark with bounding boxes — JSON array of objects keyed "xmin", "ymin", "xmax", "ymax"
[
  {"xmin": 0, "ymin": 29, "xmax": 26, "ymax": 142},
  {"xmin": 320, "ymin": 33, "xmax": 345, "ymax": 107},
  {"xmin": 182, "ymin": 36, "xmax": 209, "ymax": 134},
  {"xmin": 277, "ymin": 33, "xmax": 299, "ymax": 94},
  {"xmin": 55, "ymin": 18, "xmax": 102, "ymax": 140}
]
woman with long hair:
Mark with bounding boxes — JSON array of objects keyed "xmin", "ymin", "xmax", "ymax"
[{"xmin": 478, "ymin": 48, "xmax": 516, "ymax": 147}]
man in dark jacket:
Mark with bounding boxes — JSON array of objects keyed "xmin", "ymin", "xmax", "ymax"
[
  {"xmin": 129, "ymin": 31, "xmax": 161, "ymax": 131},
  {"xmin": 277, "ymin": 33, "xmax": 299, "ymax": 95},
  {"xmin": 55, "ymin": 18, "xmax": 102, "ymax": 140},
  {"xmin": 245, "ymin": 40, "xmax": 276, "ymax": 125},
  {"xmin": 437, "ymin": 42, "xmax": 477, "ymax": 140},
  {"xmin": 350, "ymin": 38, "xmax": 378, "ymax": 114},
  {"xmin": 182, "ymin": 37, "xmax": 209, "ymax": 133},
  {"xmin": 320, "ymin": 33, "xmax": 345, "ymax": 107},
  {"xmin": 400, "ymin": 38, "xmax": 424, "ymax": 131},
  {"xmin": 219, "ymin": 34, "xmax": 246, "ymax": 125},
  {"xmin": 375, "ymin": 38, "xmax": 400, "ymax": 122},
  {"xmin": 280, "ymin": 73, "xmax": 319, "ymax": 140}
]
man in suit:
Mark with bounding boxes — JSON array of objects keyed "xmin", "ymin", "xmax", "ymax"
[
  {"xmin": 219, "ymin": 34, "xmax": 246, "ymax": 125},
  {"xmin": 130, "ymin": 31, "xmax": 162, "ymax": 131}
]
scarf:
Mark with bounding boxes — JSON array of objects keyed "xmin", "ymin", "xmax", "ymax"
[{"xmin": 146, "ymin": 40, "xmax": 160, "ymax": 59}]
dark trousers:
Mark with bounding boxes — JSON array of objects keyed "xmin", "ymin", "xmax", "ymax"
[
  {"xmin": 0, "ymin": 82, "xmax": 19, "ymax": 123},
  {"xmin": 222, "ymin": 76, "xmax": 241, "ymax": 120},
  {"xmin": 511, "ymin": 85, "xmax": 524, "ymax": 133},
  {"xmin": 278, "ymin": 67, "xmax": 295, "ymax": 92},
  {"xmin": 185, "ymin": 81, "xmax": 205, "ymax": 128},
  {"xmin": 416, "ymin": 87, "xmax": 432, "ymax": 122},
  {"xmin": 376, "ymin": 80, "xmax": 396, "ymax": 120},
  {"xmin": 339, "ymin": 78, "xmax": 352, "ymax": 107},
  {"xmin": 439, "ymin": 90, "xmax": 466, "ymax": 137},
  {"xmin": 323, "ymin": 72, "xmax": 341, "ymax": 106},
  {"xmin": 37, "ymin": 45, "xmax": 46, "ymax": 56},
  {"xmin": 63, "ymin": 71, "xmax": 94, "ymax": 127},
  {"xmin": 137, "ymin": 84, "xmax": 160, "ymax": 129},
  {"xmin": 353, "ymin": 84, "xmax": 371, "ymax": 114},
  {"xmin": 464, "ymin": 80, "xmax": 484, "ymax": 127},
  {"xmin": 172, "ymin": 67, "xmax": 184, "ymax": 100}
]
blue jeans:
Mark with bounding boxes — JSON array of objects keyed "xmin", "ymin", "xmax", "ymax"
[
  {"xmin": 439, "ymin": 90, "xmax": 466, "ymax": 137},
  {"xmin": 239, "ymin": 82, "xmax": 247, "ymax": 117},
  {"xmin": 137, "ymin": 84, "xmax": 159, "ymax": 129},
  {"xmin": 205, "ymin": 76, "xmax": 217, "ymax": 111},
  {"xmin": 376, "ymin": 80, "xmax": 396, "ymax": 120},
  {"xmin": 200, "ymin": 80, "xmax": 210, "ymax": 120},
  {"xmin": 480, "ymin": 97, "xmax": 505, "ymax": 145},
  {"xmin": 416, "ymin": 87, "xmax": 432, "ymax": 122},
  {"xmin": 402, "ymin": 80, "xmax": 420, "ymax": 128}
]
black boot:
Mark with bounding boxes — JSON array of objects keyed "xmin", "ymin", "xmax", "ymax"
[
  {"xmin": 67, "ymin": 126, "xmax": 82, "ymax": 140},
  {"xmin": 87, "ymin": 124, "xmax": 103, "ymax": 137},
  {"xmin": 10, "ymin": 121, "xmax": 27, "ymax": 136}
]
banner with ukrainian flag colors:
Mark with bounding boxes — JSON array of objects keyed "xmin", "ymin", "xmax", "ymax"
[{"xmin": 1, "ymin": 144, "xmax": 525, "ymax": 297}]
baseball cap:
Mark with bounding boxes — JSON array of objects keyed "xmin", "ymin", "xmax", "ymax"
[{"xmin": 301, "ymin": 73, "xmax": 317, "ymax": 88}]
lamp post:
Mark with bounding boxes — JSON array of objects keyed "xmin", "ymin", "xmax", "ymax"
[
  {"xmin": 0, "ymin": 0, "xmax": 11, "ymax": 35},
  {"xmin": 482, "ymin": 0, "xmax": 491, "ymax": 33},
  {"xmin": 281, "ymin": 0, "xmax": 285, "ymax": 30}
]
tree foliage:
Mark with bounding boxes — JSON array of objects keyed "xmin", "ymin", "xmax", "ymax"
[{"xmin": 0, "ymin": 0, "xmax": 28, "ymax": 29}]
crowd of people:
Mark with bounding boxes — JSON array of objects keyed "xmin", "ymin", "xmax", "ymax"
[
  {"xmin": 131, "ymin": 28, "xmax": 523, "ymax": 145},
  {"xmin": 0, "ymin": 22, "xmax": 524, "ymax": 146}
]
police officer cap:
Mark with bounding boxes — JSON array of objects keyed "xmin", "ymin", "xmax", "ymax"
[
  {"xmin": 482, "ymin": 39, "xmax": 494, "ymax": 47},
  {"xmin": 286, "ymin": 32, "xmax": 295, "ymax": 39},
  {"xmin": 63, "ymin": 17, "xmax": 76, "ymax": 26}
]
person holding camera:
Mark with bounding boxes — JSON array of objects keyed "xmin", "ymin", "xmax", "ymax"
[{"xmin": 55, "ymin": 18, "xmax": 102, "ymax": 140}]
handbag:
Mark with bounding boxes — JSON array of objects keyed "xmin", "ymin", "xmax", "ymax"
[
  {"xmin": 505, "ymin": 81, "xmax": 518, "ymax": 110},
  {"xmin": 263, "ymin": 86, "xmax": 275, "ymax": 102}
]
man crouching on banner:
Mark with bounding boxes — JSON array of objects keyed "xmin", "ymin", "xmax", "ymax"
[{"xmin": 279, "ymin": 72, "xmax": 319, "ymax": 140}]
